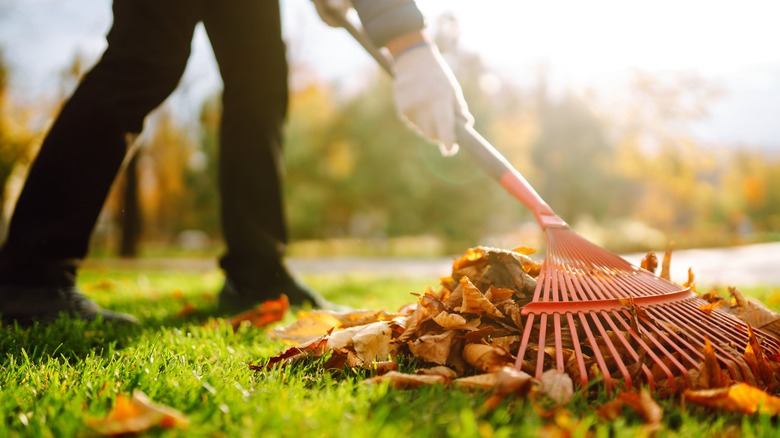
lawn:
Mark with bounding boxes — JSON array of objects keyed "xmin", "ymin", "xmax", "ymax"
[{"xmin": 2, "ymin": 267, "xmax": 779, "ymax": 437}]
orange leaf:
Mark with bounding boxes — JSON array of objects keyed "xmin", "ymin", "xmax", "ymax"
[
  {"xmin": 363, "ymin": 371, "xmax": 446, "ymax": 389},
  {"xmin": 698, "ymin": 301, "xmax": 722, "ymax": 315},
  {"xmin": 685, "ymin": 383, "xmax": 780, "ymax": 415},
  {"xmin": 660, "ymin": 242, "xmax": 674, "ymax": 281},
  {"xmin": 176, "ymin": 301, "xmax": 198, "ymax": 317},
  {"xmin": 640, "ymin": 251, "xmax": 658, "ymax": 274},
  {"xmin": 744, "ymin": 324, "xmax": 775, "ymax": 388},
  {"xmin": 699, "ymin": 337, "xmax": 726, "ymax": 389},
  {"xmin": 229, "ymin": 295, "xmax": 289, "ymax": 329},
  {"xmin": 462, "ymin": 343, "xmax": 514, "ymax": 373},
  {"xmin": 88, "ymin": 391, "xmax": 188, "ymax": 435},
  {"xmin": 617, "ymin": 389, "xmax": 663, "ymax": 425}
]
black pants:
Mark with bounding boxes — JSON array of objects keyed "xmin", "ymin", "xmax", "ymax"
[{"xmin": 0, "ymin": 0, "xmax": 290, "ymax": 289}]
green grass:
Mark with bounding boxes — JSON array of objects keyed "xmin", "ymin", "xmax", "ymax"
[{"xmin": 2, "ymin": 269, "xmax": 780, "ymax": 437}]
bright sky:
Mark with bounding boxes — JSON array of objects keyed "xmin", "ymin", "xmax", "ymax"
[{"xmin": 1, "ymin": 0, "xmax": 779, "ymax": 148}]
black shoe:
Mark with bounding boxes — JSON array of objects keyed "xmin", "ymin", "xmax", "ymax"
[
  {"xmin": 0, "ymin": 285, "xmax": 139, "ymax": 326},
  {"xmin": 217, "ymin": 275, "xmax": 349, "ymax": 314}
]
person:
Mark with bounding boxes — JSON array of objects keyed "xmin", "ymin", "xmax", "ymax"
[{"xmin": 0, "ymin": 0, "xmax": 472, "ymax": 325}]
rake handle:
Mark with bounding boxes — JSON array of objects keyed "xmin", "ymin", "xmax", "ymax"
[{"xmin": 335, "ymin": 14, "xmax": 566, "ymax": 229}]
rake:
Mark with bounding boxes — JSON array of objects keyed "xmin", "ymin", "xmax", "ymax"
[{"xmin": 330, "ymin": 12, "xmax": 780, "ymax": 392}]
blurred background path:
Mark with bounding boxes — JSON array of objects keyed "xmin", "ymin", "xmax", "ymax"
[{"xmin": 83, "ymin": 241, "xmax": 780, "ymax": 287}]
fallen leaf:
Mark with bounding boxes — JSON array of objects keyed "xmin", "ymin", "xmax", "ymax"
[
  {"xmin": 454, "ymin": 373, "xmax": 499, "ymax": 391},
  {"xmin": 618, "ymin": 389, "xmax": 663, "ymax": 426},
  {"xmin": 415, "ymin": 366, "xmax": 458, "ymax": 380},
  {"xmin": 363, "ymin": 371, "xmax": 446, "ymax": 389},
  {"xmin": 685, "ymin": 383, "xmax": 780, "ymax": 415},
  {"xmin": 228, "ymin": 295, "xmax": 289, "ymax": 329},
  {"xmin": 408, "ymin": 331, "xmax": 456, "ymax": 365},
  {"xmin": 88, "ymin": 391, "xmax": 188, "ymax": 436},
  {"xmin": 352, "ymin": 321, "xmax": 396, "ymax": 363},
  {"xmin": 176, "ymin": 301, "xmax": 198, "ymax": 317},
  {"xmin": 462, "ymin": 343, "xmax": 514, "ymax": 373},
  {"xmin": 698, "ymin": 337, "xmax": 726, "ymax": 389},
  {"xmin": 640, "ymin": 251, "xmax": 658, "ymax": 274},
  {"xmin": 456, "ymin": 277, "xmax": 504, "ymax": 318},
  {"xmin": 269, "ymin": 309, "xmax": 342, "ymax": 344},
  {"xmin": 258, "ymin": 332, "xmax": 330, "ymax": 369},
  {"xmin": 432, "ymin": 311, "xmax": 480, "ymax": 331},
  {"xmin": 744, "ymin": 324, "xmax": 774, "ymax": 388},
  {"xmin": 660, "ymin": 242, "xmax": 674, "ymax": 281},
  {"xmin": 698, "ymin": 301, "xmax": 722, "ymax": 315},
  {"xmin": 541, "ymin": 369, "xmax": 574, "ymax": 405}
]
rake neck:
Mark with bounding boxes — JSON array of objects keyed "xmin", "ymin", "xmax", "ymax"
[{"xmin": 456, "ymin": 124, "xmax": 567, "ymax": 230}]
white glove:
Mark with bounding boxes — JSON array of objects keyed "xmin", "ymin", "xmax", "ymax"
[
  {"xmin": 392, "ymin": 42, "xmax": 473, "ymax": 156},
  {"xmin": 312, "ymin": 0, "xmax": 352, "ymax": 27}
]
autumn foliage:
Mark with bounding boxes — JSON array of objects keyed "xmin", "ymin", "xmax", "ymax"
[{"xmin": 261, "ymin": 245, "xmax": 780, "ymax": 420}]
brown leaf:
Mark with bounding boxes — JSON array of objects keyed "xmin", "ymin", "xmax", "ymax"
[
  {"xmin": 454, "ymin": 373, "xmax": 499, "ymax": 391},
  {"xmin": 363, "ymin": 371, "xmax": 446, "ymax": 389},
  {"xmin": 408, "ymin": 330, "xmax": 456, "ymax": 365},
  {"xmin": 462, "ymin": 343, "xmax": 514, "ymax": 373},
  {"xmin": 486, "ymin": 286, "xmax": 515, "ymax": 303},
  {"xmin": 456, "ymin": 277, "xmax": 505, "ymax": 319},
  {"xmin": 432, "ymin": 311, "xmax": 481, "ymax": 331},
  {"xmin": 258, "ymin": 332, "xmax": 330, "ymax": 369},
  {"xmin": 352, "ymin": 321, "xmax": 396, "ymax": 363},
  {"xmin": 685, "ymin": 383, "xmax": 780, "ymax": 415},
  {"xmin": 541, "ymin": 369, "xmax": 574, "ymax": 405},
  {"xmin": 683, "ymin": 268, "xmax": 696, "ymax": 291},
  {"xmin": 269, "ymin": 308, "xmax": 341, "ymax": 345},
  {"xmin": 660, "ymin": 242, "xmax": 674, "ymax": 281},
  {"xmin": 228, "ymin": 295, "xmax": 289, "ymax": 330},
  {"xmin": 698, "ymin": 337, "xmax": 726, "ymax": 389},
  {"xmin": 698, "ymin": 301, "xmax": 722, "ymax": 315},
  {"xmin": 618, "ymin": 389, "xmax": 663, "ymax": 426},
  {"xmin": 744, "ymin": 324, "xmax": 774, "ymax": 388},
  {"xmin": 176, "ymin": 301, "xmax": 198, "ymax": 317},
  {"xmin": 484, "ymin": 367, "xmax": 539, "ymax": 410},
  {"xmin": 416, "ymin": 366, "xmax": 458, "ymax": 380},
  {"xmin": 88, "ymin": 391, "xmax": 188, "ymax": 436},
  {"xmin": 640, "ymin": 251, "xmax": 658, "ymax": 274}
]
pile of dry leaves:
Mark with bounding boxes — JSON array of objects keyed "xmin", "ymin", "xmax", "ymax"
[{"xmin": 257, "ymin": 245, "xmax": 780, "ymax": 420}]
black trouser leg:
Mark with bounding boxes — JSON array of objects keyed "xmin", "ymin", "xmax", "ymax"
[
  {"xmin": 204, "ymin": 0, "xmax": 291, "ymax": 289},
  {"xmin": 0, "ymin": 0, "xmax": 201, "ymax": 287}
]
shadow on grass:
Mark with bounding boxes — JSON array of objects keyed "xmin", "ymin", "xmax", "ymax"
[{"xmin": 0, "ymin": 295, "xmax": 236, "ymax": 362}]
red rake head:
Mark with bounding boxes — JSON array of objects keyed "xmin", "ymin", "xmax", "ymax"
[{"xmin": 513, "ymin": 227, "xmax": 780, "ymax": 393}]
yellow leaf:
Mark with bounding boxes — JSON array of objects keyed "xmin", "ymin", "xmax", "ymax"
[
  {"xmin": 88, "ymin": 391, "xmax": 188, "ymax": 436},
  {"xmin": 685, "ymin": 383, "xmax": 780, "ymax": 415}
]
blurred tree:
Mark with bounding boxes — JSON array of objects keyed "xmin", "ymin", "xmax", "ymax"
[
  {"xmin": 530, "ymin": 85, "xmax": 626, "ymax": 223},
  {"xmin": 0, "ymin": 49, "xmax": 36, "ymax": 240}
]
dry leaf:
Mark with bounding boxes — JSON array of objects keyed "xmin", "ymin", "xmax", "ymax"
[
  {"xmin": 618, "ymin": 389, "xmax": 663, "ymax": 426},
  {"xmin": 454, "ymin": 373, "xmax": 499, "ymax": 391},
  {"xmin": 352, "ymin": 321, "xmax": 395, "ymax": 363},
  {"xmin": 258, "ymin": 333, "xmax": 330, "ymax": 369},
  {"xmin": 698, "ymin": 337, "xmax": 725, "ymax": 389},
  {"xmin": 640, "ymin": 251, "xmax": 658, "ymax": 274},
  {"xmin": 176, "ymin": 301, "xmax": 198, "ymax": 317},
  {"xmin": 228, "ymin": 295, "xmax": 289, "ymax": 330},
  {"xmin": 363, "ymin": 371, "xmax": 446, "ymax": 389},
  {"xmin": 462, "ymin": 343, "xmax": 514, "ymax": 373},
  {"xmin": 698, "ymin": 301, "xmax": 722, "ymax": 315},
  {"xmin": 456, "ymin": 277, "xmax": 504, "ymax": 318},
  {"xmin": 685, "ymin": 383, "xmax": 780, "ymax": 415},
  {"xmin": 744, "ymin": 324, "xmax": 774, "ymax": 388},
  {"xmin": 416, "ymin": 366, "xmax": 458, "ymax": 380},
  {"xmin": 432, "ymin": 311, "xmax": 480, "ymax": 331},
  {"xmin": 541, "ymin": 369, "xmax": 574, "ymax": 405},
  {"xmin": 269, "ymin": 310, "xmax": 342, "ymax": 344},
  {"xmin": 660, "ymin": 242, "xmax": 674, "ymax": 281},
  {"xmin": 408, "ymin": 330, "xmax": 456, "ymax": 365},
  {"xmin": 88, "ymin": 391, "xmax": 188, "ymax": 436}
]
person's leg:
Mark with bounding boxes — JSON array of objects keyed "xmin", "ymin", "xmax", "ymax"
[
  {"xmin": 203, "ymin": 0, "xmax": 335, "ymax": 310},
  {"xmin": 0, "ymin": 0, "xmax": 202, "ymax": 323}
]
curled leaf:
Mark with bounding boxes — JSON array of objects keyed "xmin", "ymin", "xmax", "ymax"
[
  {"xmin": 363, "ymin": 371, "xmax": 446, "ymax": 389},
  {"xmin": 685, "ymin": 383, "xmax": 780, "ymax": 415},
  {"xmin": 408, "ymin": 331, "xmax": 456, "ymax": 365},
  {"xmin": 228, "ymin": 295, "xmax": 289, "ymax": 330},
  {"xmin": 541, "ymin": 369, "xmax": 574, "ymax": 405},
  {"xmin": 88, "ymin": 391, "xmax": 188, "ymax": 436},
  {"xmin": 462, "ymin": 343, "xmax": 514, "ymax": 373}
]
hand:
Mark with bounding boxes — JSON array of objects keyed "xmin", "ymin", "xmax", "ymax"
[
  {"xmin": 392, "ymin": 42, "xmax": 473, "ymax": 156},
  {"xmin": 312, "ymin": 0, "xmax": 351, "ymax": 27}
]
